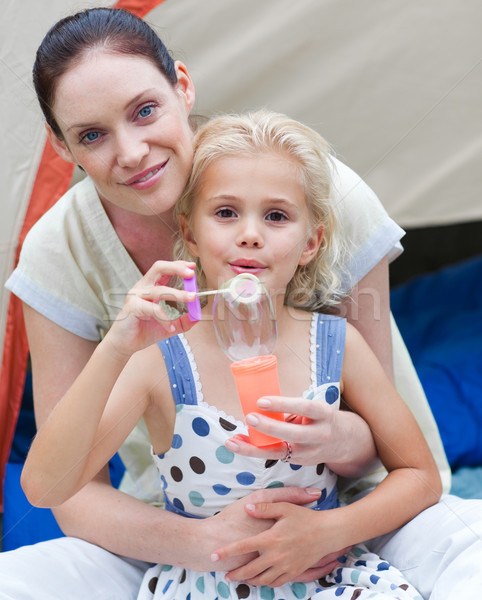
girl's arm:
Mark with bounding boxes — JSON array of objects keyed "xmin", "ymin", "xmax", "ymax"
[
  {"xmin": 21, "ymin": 279, "xmax": 322, "ymax": 571},
  {"xmin": 212, "ymin": 323, "xmax": 442, "ymax": 586},
  {"xmin": 21, "ymin": 260, "xmax": 196, "ymax": 507}
]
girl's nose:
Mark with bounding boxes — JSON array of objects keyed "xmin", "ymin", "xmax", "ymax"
[{"xmin": 237, "ymin": 219, "xmax": 264, "ymax": 248}]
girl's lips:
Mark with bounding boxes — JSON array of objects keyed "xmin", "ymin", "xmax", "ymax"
[
  {"xmin": 123, "ymin": 160, "xmax": 168, "ymax": 189},
  {"xmin": 229, "ymin": 261, "xmax": 267, "ymax": 275}
]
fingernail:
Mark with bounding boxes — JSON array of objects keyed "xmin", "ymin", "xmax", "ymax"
[
  {"xmin": 246, "ymin": 414, "xmax": 259, "ymax": 426},
  {"xmin": 257, "ymin": 398, "xmax": 271, "ymax": 409},
  {"xmin": 225, "ymin": 439, "xmax": 239, "ymax": 451},
  {"xmin": 306, "ymin": 488, "xmax": 321, "ymax": 496},
  {"xmin": 245, "ymin": 504, "xmax": 256, "ymax": 511},
  {"xmin": 211, "ymin": 553, "xmax": 219, "ymax": 562}
]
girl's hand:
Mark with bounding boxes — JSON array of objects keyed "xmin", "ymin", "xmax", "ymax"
[
  {"xmin": 225, "ymin": 395, "xmax": 341, "ymax": 466},
  {"xmin": 212, "ymin": 502, "xmax": 349, "ymax": 587},
  {"xmin": 107, "ymin": 260, "xmax": 198, "ymax": 358}
]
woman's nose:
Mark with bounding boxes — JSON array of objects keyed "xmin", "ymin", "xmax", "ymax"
[{"xmin": 116, "ymin": 130, "xmax": 149, "ymax": 168}]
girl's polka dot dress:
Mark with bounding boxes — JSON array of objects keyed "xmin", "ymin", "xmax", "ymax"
[{"xmin": 137, "ymin": 314, "xmax": 423, "ymax": 600}]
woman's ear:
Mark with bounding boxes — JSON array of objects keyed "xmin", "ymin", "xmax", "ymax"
[
  {"xmin": 174, "ymin": 61, "xmax": 196, "ymax": 113},
  {"xmin": 46, "ymin": 124, "xmax": 76, "ymax": 164},
  {"xmin": 299, "ymin": 225, "xmax": 324, "ymax": 266},
  {"xmin": 178, "ymin": 214, "xmax": 199, "ymax": 258}
]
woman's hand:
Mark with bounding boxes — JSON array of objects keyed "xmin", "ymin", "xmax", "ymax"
[
  {"xmin": 107, "ymin": 260, "xmax": 197, "ymax": 358},
  {"xmin": 225, "ymin": 395, "xmax": 378, "ymax": 476},
  {"xmin": 212, "ymin": 502, "xmax": 349, "ymax": 587}
]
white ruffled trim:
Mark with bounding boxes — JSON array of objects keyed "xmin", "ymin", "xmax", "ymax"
[
  {"xmin": 309, "ymin": 312, "xmax": 319, "ymax": 390},
  {"xmin": 177, "ymin": 334, "xmax": 246, "ymax": 429},
  {"xmin": 177, "ymin": 333, "xmax": 203, "ymax": 403}
]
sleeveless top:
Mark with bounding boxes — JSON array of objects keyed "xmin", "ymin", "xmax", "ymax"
[{"xmin": 152, "ymin": 313, "xmax": 346, "ymax": 519}]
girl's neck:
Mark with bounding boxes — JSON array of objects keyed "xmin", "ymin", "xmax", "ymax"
[{"xmin": 101, "ymin": 197, "xmax": 178, "ymax": 274}]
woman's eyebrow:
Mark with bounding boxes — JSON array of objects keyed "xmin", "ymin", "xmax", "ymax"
[{"xmin": 66, "ymin": 89, "xmax": 159, "ymax": 131}]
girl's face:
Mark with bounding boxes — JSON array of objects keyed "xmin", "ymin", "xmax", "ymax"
[
  {"xmin": 48, "ymin": 51, "xmax": 195, "ymax": 217},
  {"xmin": 180, "ymin": 152, "xmax": 323, "ymax": 297}
]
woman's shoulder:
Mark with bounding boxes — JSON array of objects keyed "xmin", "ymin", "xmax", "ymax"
[{"xmin": 23, "ymin": 177, "xmax": 101, "ymax": 245}]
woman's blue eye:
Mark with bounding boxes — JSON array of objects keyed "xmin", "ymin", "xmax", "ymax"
[
  {"xmin": 138, "ymin": 106, "xmax": 153, "ymax": 118},
  {"xmin": 82, "ymin": 131, "xmax": 100, "ymax": 143}
]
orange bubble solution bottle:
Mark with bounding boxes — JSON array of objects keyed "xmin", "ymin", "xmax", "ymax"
[{"xmin": 212, "ymin": 274, "xmax": 284, "ymax": 448}]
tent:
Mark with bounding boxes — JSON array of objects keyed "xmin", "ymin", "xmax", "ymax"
[{"xmin": 1, "ymin": 0, "xmax": 481, "ymax": 515}]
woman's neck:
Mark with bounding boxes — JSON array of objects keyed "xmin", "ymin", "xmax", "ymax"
[{"xmin": 100, "ymin": 197, "xmax": 178, "ymax": 274}]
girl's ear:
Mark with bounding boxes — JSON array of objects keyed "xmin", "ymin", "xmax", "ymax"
[
  {"xmin": 299, "ymin": 225, "xmax": 324, "ymax": 266},
  {"xmin": 174, "ymin": 61, "xmax": 196, "ymax": 113},
  {"xmin": 46, "ymin": 124, "xmax": 76, "ymax": 164},
  {"xmin": 178, "ymin": 214, "xmax": 199, "ymax": 258}
]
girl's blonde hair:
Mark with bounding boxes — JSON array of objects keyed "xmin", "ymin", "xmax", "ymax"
[{"xmin": 174, "ymin": 110, "xmax": 348, "ymax": 311}]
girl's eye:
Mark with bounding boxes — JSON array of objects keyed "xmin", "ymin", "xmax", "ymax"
[
  {"xmin": 216, "ymin": 208, "xmax": 237, "ymax": 218},
  {"xmin": 266, "ymin": 211, "xmax": 287, "ymax": 222},
  {"xmin": 80, "ymin": 131, "xmax": 101, "ymax": 144}
]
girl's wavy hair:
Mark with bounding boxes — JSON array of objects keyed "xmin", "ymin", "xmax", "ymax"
[{"xmin": 174, "ymin": 110, "xmax": 348, "ymax": 311}]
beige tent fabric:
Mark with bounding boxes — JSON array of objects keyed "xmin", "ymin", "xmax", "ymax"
[{"xmin": 150, "ymin": 0, "xmax": 482, "ymax": 229}]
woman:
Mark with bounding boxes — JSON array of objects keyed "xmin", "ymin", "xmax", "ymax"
[{"xmin": 3, "ymin": 7, "xmax": 479, "ymax": 600}]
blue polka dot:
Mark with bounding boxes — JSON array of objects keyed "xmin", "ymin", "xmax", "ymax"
[
  {"xmin": 325, "ymin": 385, "xmax": 339, "ymax": 405},
  {"xmin": 289, "ymin": 463, "xmax": 302, "ymax": 470},
  {"xmin": 192, "ymin": 417, "xmax": 210, "ymax": 437},
  {"xmin": 291, "ymin": 582, "xmax": 307, "ymax": 598},
  {"xmin": 217, "ymin": 581, "xmax": 230, "ymax": 598},
  {"xmin": 377, "ymin": 561, "xmax": 390, "ymax": 571},
  {"xmin": 266, "ymin": 481, "xmax": 284, "ymax": 488},
  {"xmin": 216, "ymin": 446, "xmax": 235, "ymax": 464},
  {"xmin": 195, "ymin": 576, "xmax": 205, "ymax": 593},
  {"xmin": 370, "ymin": 574, "xmax": 380, "ymax": 585},
  {"xmin": 236, "ymin": 472, "xmax": 256, "ymax": 486},
  {"xmin": 160, "ymin": 475, "xmax": 168, "ymax": 490},
  {"xmin": 173, "ymin": 498, "xmax": 185, "ymax": 512},
  {"xmin": 260, "ymin": 586, "xmax": 275, "ymax": 600},
  {"xmin": 171, "ymin": 434, "xmax": 183, "ymax": 449},
  {"xmin": 335, "ymin": 587, "xmax": 345, "ymax": 596},
  {"xmin": 213, "ymin": 484, "xmax": 231, "ymax": 496},
  {"xmin": 162, "ymin": 580, "xmax": 173, "ymax": 594},
  {"xmin": 189, "ymin": 491, "xmax": 205, "ymax": 507},
  {"xmin": 175, "ymin": 404, "xmax": 183, "ymax": 413}
]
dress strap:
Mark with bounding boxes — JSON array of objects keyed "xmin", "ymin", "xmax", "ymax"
[
  {"xmin": 314, "ymin": 314, "xmax": 346, "ymax": 386},
  {"xmin": 158, "ymin": 335, "xmax": 198, "ymax": 406}
]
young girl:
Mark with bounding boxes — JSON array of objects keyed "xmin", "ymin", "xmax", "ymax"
[{"xmin": 22, "ymin": 111, "xmax": 441, "ymax": 599}]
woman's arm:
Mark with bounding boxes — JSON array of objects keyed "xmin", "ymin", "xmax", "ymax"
[{"xmin": 340, "ymin": 254, "xmax": 394, "ymax": 382}]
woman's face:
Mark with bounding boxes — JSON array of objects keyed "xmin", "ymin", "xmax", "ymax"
[{"xmin": 49, "ymin": 51, "xmax": 195, "ymax": 217}]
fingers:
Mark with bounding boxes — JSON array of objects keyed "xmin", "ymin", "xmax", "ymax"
[
  {"xmin": 243, "ymin": 486, "xmax": 321, "ymax": 507},
  {"xmin": 225, "ymin": 435, "xmax": 289, "ymax": 461},
  {"xmin": 141, "ymin": 260, "xmax": 196, "ymax": 286},
  {"xmin": 132, "ymin": 260, "xmax": 197, "ymax": 306},
  {"xmin": 258, "ymin": 395, "xmax": 333, "ymax": 426}
]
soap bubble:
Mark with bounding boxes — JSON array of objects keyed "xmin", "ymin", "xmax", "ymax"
[{"xmin": 212, "ymin": 274, "xmax": 277, "ymax": 361}]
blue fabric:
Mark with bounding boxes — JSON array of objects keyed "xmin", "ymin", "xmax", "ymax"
[
  {"xmin": 391, "ymin": 254, "xmax": 482, "ymax": 469},
  {"xmin": 4, "ymin": 371, "xmax": 126, "ymax": 551}
]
